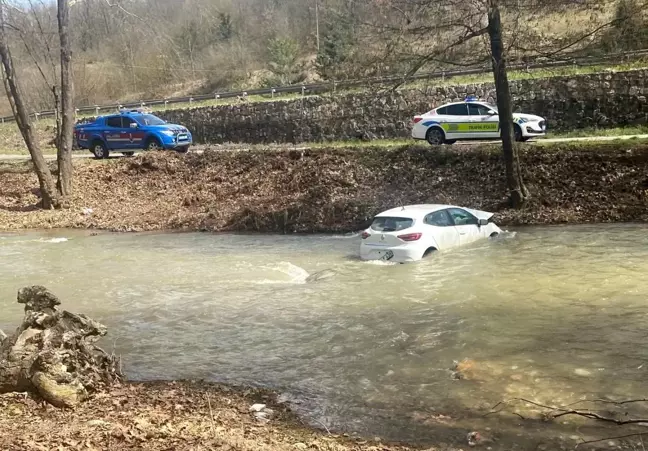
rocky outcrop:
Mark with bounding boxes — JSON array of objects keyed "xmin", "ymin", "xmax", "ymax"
[
  {"xmin": 0, "ymin": 286, "xmax": 122, "ymax": 408},
  {"xmin": 149, "ymin": 68, "xmax": 648, "ymax": 144}
]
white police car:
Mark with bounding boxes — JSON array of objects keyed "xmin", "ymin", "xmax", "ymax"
[{"xmin": 411, "ymin": 96, "xmax": 546, "ymax": 145}]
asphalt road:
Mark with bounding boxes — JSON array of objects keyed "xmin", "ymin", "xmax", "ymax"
[{"xmin": 1, "ymin": 134, "xmax": 647, "ymax": 161}]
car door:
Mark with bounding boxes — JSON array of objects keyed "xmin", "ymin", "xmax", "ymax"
[
  {"xmin": 442, "ymin": 103, "xmax": 470, "ymax": 139},
  {"xmin": 468, "ymin": 103, "xmax": 500, "ymax": 138},
  {"xmin": 122, "ymin": 116, "xmax": 143, "ymax": 149},
  {"xmin": 104, "ymin": 116, "xmax": 129, "ymax": 150},
  {"xmin": 423, "ymin": 210, "xmax": 461, "ymax": 249},
  {"xmin": 447, "ymin": 208, "xmax": 482, "ymax": 246}
]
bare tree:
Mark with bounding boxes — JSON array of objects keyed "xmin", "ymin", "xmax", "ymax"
[
  {"xmin": 0, "ymin": 0, "xmax": 60, "ymax": 209},
  {"xmin": 0, "ymin": 0, "xmax": 75, "ymax": 208},
  {"xmin": 488, "ymin": 0, "xmax": 528, "ymax": 207},
  {"xmin": 57, "ymin": 0, "xmax": 73, "ymax": 198}
]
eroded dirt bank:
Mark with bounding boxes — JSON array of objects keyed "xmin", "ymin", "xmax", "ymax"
[{"xmin": 1, "ymin": 143, "xmax": 648, "ymax": 232}]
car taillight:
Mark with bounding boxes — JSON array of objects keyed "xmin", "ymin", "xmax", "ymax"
[
  {"xmin": 361, "ymin": 231, "xmax": 370, "ymax": 239},
  {"xmin": 397, "ymin": 233, "xmax": 422, "ymax": 241},
  {"xmin": 413, "ymin": 116, "xmax": 423, "ymax": 124}
]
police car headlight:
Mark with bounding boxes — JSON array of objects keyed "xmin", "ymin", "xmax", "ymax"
[{"xmin": 161, "ymin": 130, "xmax": 176, "ymax": 137}]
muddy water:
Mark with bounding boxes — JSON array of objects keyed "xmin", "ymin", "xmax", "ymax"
[{"xmin": 1, "ymin": 225, "xmax": 648, "ymax": 448}]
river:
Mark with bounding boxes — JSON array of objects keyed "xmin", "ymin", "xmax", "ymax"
[{"xmin": 1, "ymin": 225, "xmax": 648, "ymax": 448}]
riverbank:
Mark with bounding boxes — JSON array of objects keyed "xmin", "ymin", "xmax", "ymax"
[
  {"xmin": 1, "ymin": 141, "xmax": 647, "ymax": 232},
  {"xmin": 0, "ymin": 380, "xmax": 431, "ymax": 451}
]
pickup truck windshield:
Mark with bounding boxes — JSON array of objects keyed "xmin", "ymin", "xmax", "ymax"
[{"xmin": 135, "ymin": 114, "xmax": 166, "ymax": 126}]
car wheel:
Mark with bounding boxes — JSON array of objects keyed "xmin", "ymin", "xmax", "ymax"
[
  {"xmin": 122, "ymin": 152, "xmax": 135, "ymax": 157},
  {"xmin": 426, "ymin": 128, "xmax": 445, "ymax": 146},
  {"xmin": 91, "ymin": 141, "xmax": 109, "ymax": 159},
  {"xmin": 145, "ymin": 138, "xmax": 162, "ymax": 151},
  {"xmin": 422, "ymin": 247, "xmax": 437, "ymax": 258},
  {"xmin": 176, "ymin": 146, "xmax": 189, "ymax": 154},
  {"xmin": 444, "ymin": 140, "xmax": 457, "ymax": 145},
  {"xmin": 514, "ymin": 125, "xmax": 523, "ymax": 142}
]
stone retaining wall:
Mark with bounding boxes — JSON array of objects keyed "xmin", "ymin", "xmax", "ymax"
[{"xmin": 154, "ymin": 69, "xmax": 648, "ymax": 144}]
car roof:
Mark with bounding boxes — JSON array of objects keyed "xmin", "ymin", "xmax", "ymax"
[
  {"xmin": 376, "ymin": 204, "xmax": 458, "ymax": 219},
  {"xmin": 434, "ymin": 99, "xmax": 492, "ymax": 111}
]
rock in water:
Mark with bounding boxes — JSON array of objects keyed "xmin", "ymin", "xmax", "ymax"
[
  {"xmin": 0, "ymin": 286, "xmax": 122, "ymax": 407},
  {"xmin": 305, "ymin": 269, "xmax": 336, "ymax": 283}
]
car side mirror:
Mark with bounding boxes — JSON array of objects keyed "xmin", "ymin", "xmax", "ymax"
[
  {"xmin": 478, "ymin": 218, "xmax": 488, "ymax": 226},
  {"xmin": 130, "ymin": 123, "xmax": 138, "ymax": 129}
]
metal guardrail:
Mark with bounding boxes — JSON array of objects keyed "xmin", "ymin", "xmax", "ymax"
[{"xmin": 3, "ymin": 49, "xmax": 648, "ymax": 124}]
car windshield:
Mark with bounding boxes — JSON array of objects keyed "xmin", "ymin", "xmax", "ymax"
[
  {"xmin": 371, "ymin": 216, "xmax": 414, "ymax": 232},
  {"xmin": 135, "ymin": 114, "xmax": 166, "ymax": 126}
]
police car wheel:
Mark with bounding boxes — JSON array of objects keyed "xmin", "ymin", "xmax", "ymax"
[
  {"xmin": 92, "ymin": 142, "xmax": 109, "ymax": 159},
  {"xmin": 514, "ymin": 125, "xmax": 523, "ymax": 142},
  {"xmin": 426, "ymin": 128, "xmax": 445, "ymax": 146},
  {"xmin": 146, "ymin": 139, "xmax": 162, "ymax": 151},
  {"xmin": 444, "ymin": 140, "xmax": 457, "ymax": 145}
]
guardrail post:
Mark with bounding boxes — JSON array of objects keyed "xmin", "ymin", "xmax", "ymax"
[
  {"xmin": 1, "ymin": 117, "xmax": 4, "ymax": 124},
  {"xmin": 95, "ymin": 105, "xmax": 99, "ymax": 116},
  {"xmin": 164, "ymin": 100, "xmax": 168, "ymax": 109},
  {"xmin": 140, "ymin": 102, "xmax": 145, "ymax": 109},
  {"xmin": 189, "ymin": 97, "xmax": 194, "ymax": 106},
  {"xmin": 333, "ymin": 81, "xmax": 337, "ymax": 93},
  {"xmin": 215, "ymin": 94, "xmax": 220, "ymax": 101},
  {"xmin": 271, "ymin": 88, "xmax": 276, "ymax": 99},
  {"xmin": 34, "ymin": 112, "xmax": 39, "ymax": 122},
  {"xmin": 301, "ymin": 86, "xmax": 306, "ymax": 97}
]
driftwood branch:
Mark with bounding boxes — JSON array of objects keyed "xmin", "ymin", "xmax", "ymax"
[
  {"xmin": 489, "ymin": 397, "xmax": 648, "ymax": 425},
  {"xmin": 0, "ymin": 286, "xmax": 123, "ymax": 408},
  {"xmin": 575, "ymin": 433, "xmax": 646, "ymax": 449}
]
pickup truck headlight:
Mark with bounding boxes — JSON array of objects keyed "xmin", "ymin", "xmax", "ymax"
[{"xmin": 161, "ymin": 130, "xmax": 176, "ymax": 137}]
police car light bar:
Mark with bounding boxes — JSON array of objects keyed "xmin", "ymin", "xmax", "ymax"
[
  {"xmin": 119, "ymin": 107, "xmax": 152, "ymax": 114},
  {"xmin": 464, "ymin": 96, "xmax": 478, "ymax": 102}
]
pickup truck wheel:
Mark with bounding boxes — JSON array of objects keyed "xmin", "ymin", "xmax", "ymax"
[
  {"xmin": 91, "ymin": 141, "xmax": 109, "ymax": 159},
  {"xmin": 145, "ymin": 139, "xmax": 162, "ymax": 151}
]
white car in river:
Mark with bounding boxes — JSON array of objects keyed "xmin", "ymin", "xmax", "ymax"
[
  {"xmin": 360, "ymin": 204, "xmax": 502, "ymax": 263},
  {"xmin": 411, "ymin": 96, "xmax": 547, "ymax": 145}
]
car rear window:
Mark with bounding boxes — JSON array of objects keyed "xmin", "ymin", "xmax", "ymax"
[{"xmin": 371, "ymin": 216, "xmax": 414, "ymax": 232}]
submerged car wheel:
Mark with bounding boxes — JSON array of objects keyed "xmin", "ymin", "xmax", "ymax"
[
  {"xmin": 426, "ymin": 128, "xmax": 445, "ymax": 146},
  {"xmin": 145, "ymin": 139, "xmax": 162, "ymax": 151},
  {"xmin": 422, "ymin": 247, "xmax": 438, "ymax": 258},
  {"xmin": 91, "ymin": 141, "xmax": 109, "ymax": 159}
]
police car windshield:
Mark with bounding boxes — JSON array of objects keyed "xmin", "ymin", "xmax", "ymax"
[{"xmin": 135, "ymin": 114, "xmax": 166, "ymax": 126}]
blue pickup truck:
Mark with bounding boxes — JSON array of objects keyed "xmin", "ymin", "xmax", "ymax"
[{"xmin": 74, "ymin": 109, "xmax": 193, "ymax": 159}]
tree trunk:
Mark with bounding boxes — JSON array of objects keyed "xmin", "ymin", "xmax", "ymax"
[
  {"xmin": 487, "ymin": 1, "xmax": 528, "ymax": 208},
  {"xmin": 57, "ymin": 0, "xmax": 74, "ymax": 199},
  {"xmin": 0, "ymin": 5, "xmax": 60, "ymax": 209}
]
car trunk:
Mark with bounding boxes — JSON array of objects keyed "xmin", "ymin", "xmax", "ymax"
[{"xmin": 365, "ymin": 216, "xmax": 415, "ymax": 246}]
